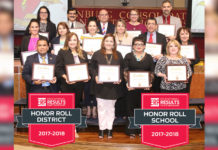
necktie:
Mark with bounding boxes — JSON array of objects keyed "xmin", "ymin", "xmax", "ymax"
[
  {"xmin": 102, "ymin": 23, "xmax": 106, "ymax": 35},
  {"xmin": 148, "ymin": 33, "xmax": 153, "ymax": 43},
  {"xmin": 71, "ymin": 22, "xmax": 74, "ymax": 28},
  {"xmin": 42, "ymin": 56, "xmax": 46, "ymax": 64}
]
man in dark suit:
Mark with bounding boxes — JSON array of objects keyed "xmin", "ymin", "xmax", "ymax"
[
  {"xmin": 139, "ymin": 17, "xmax": 167, "ymax": 92},
  {"xmin": 22, "ymin": 38, "xmax": 58, "ymax": 93},
  {"xmin": 97, "ymin": 9, "xmax": 115, "ymax": 35}
]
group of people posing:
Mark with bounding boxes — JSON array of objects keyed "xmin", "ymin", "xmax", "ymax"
[{"xmin": 21, "ymin": 0, "xmax": 200, "ymax": 139}]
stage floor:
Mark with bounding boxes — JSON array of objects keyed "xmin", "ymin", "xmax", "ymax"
[{"xmin": 14, "ymin": 125, "xmax": 204, "ymax": 150}]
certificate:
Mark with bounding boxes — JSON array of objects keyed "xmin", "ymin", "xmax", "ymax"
[
  {"xmin": 21, "ymin": 51, "xmax": 38, "ymax": 65},
  {"xmin": 66, "ymin": 63, "xmax": 89, "ymax": 82},
  {"xmin": 128, "ymin": 71, "xmax": 150, "ymax": 88},
  {"xmin": 166, "ymin": 64, "xmax": 187, "ymax": 82},
  {"xmin": 126, "ymin": 30, "xmax": 142, "ymax": 38},
  {"xmin": 53, "ymin": 44, "xmax": 64, "ymax": 55},
  {"xmin": 145, "ymin": 43, "xmax": 162, "ymax": 56},
  {"xmin": 180, "ymin": 45, "xmax": 195, "ymax": 60},
  {"xmin": 70, "ymin": 28, "xmax": 84, "ymax": 39},
  {"xmin": 158, "ymin": 24, "xmax": 176, "ymax": 37},
  {"xmin": 117, "ymin": 45, "xmax": 132, "ymax": 58},
  {"xmin": 39, "ymin": 32, "xmax": 49, "ymax": 39},
  {"xmin": 82, "ymin": 38, "xmax": 102, "ymax": 52},
  {"xmin": 32, "ymin": 63, "xmax": 54, "ymax": 81},
  {"xmin": 98, "ymin": 65, "xmax": 120, "ymax": 82}
]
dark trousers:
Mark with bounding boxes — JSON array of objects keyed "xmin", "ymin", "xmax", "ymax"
[
  {"xmin": 152, "ymin": 75, "xmax": 161, "ymax": 93},
  {"xmin": 125, "ymin": 89, "xmax": 149, "ymax": 135},
  {"xmin": 186, "ymin": 75, "xmax": 193, "ymax": 93},
  {"xmin": 84, "ymin": 81, "xmax": 97, "ymax": 107},
  {"xmin": 61, "ymin": 82, "xmax": 84, "ymax": 108},
  {"xmin": 115, "ymin": 96, "xmax": 126, "ymax": 117}
]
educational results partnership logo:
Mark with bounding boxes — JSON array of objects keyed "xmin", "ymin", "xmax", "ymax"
[
  {"xmin": 129, "ymin": 93, "xmax": 200, "ymax": 149},
  {"xmin": 16, "ymin": 93, "xmax": 86, "ymax": 147}
]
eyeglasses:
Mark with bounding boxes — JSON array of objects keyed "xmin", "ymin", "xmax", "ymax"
[
  {"xmin": 134, "ymin": 44, "xmax": 144, "ymax": 46},
  {"xmin": 69, "ymin": 13, "xmax": 77, "ymax": 15},
  {"xmin": 99, "ymin": 14, "xmax": 108, "ymax": 16},
  {"xmin": 40, "ymin": 12, "xmax": 48, "ymax": 14}
]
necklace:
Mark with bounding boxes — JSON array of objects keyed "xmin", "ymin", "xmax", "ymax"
[
  {"xmin": 106, "ymin": 54, "xmax": 113, "ymax": 64},
  {"xmin": 134, "ymin": 52, "xmax": 144, "ymax": 61}
]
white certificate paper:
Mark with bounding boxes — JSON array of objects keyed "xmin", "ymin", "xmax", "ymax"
[
  {"xmin": 21, "ymin": 51, "xmax": 38, "ymax": 65},
  {"xmin": 158, "ymin": 24, "xmax": 176, "ymax": 37},
  {"xmin": 98, "ymin": 65, "xmax": 120, "ymax": 82},
  {"xmin": 82, "ymin": 38, "xmax": 102, "ymax": 52},
  {"xmin": 70, "ymin": 28, "xmax": 84, "ymax": 40},
  {"xmin": 66, "ymin": 63, "xmax": 89, "ymax": 82},
  {"xmin": 39, "ymin": 32, "xmax": 49, "ymax": 39},
  {"xmin": 145, "ymin": 43, "xmax": 162, "ymax": 56},
  {"xmin": 126, "ymin": 30, "xmax": 142, "ymax": 38},
  {"xmin": 167, "ymin": 65, "xmax": 187, "ymax": 82},
  {"xmin": 128, "ymin": 72, "xmax": 150, "ymax": 88},
  {"xmin": 53, "ymin": 44, "xmax": 64, "ymax": 55},
  {"xmin": 117, "ymin": 45, "xmax": 132, "ymax": 58},
  {"xmin": 180, "ymin": 45, "xmax": 195, "ymax": 60},
  {"xmin": 32, "ymin": 63, "xmax": 54, "ymax": 81}
]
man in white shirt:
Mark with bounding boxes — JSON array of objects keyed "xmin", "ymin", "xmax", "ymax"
[
  {"xmin": 97, "ymin": 9, "xmax": 115, "ymax": 35},
  {"xmin": 67, "ymin": 8, "xmax": 86, "ymax": 33},
  {"xmin": 155, "ymin": 0, "xmax": 182, "ymax": 40}
]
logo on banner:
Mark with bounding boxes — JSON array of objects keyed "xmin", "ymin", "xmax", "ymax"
[{"xmin": 16, "ymin": 93, "xmax": 87, "ymax": 147}]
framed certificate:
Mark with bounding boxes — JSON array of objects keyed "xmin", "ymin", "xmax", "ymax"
[
  {"xmin": 145, "ymin": 43, "xmax": 162, "ymax": 56},
  {"xmin": 66, "ymin": 63, "xmax": 89, "ymax": 82},
  {"xmin": 117, "ymin": 45, "xmax": 132, "ymax": 58},
  {"xmin": 128, "ymin": 71, "xmax": 150, "ymax": 88},
  {"xmin": 82, "ymin": 38, "xmax": 102, "ymax": 52},
  {"xmin": 158, "ymin": 24, "xmax": 176, "ymax": 37},
  {"xmin": 39, "ymin": 32, "xmax": 49, "ymax": 39},
  {"xmin": 21, "ymin": 51, "xmax": 38, "ymax": 65},
  {"xmin": 53, "ymin": 44, "xmax": 64, "ymax": 55},
  {"xmin": 180, "ymin": 45, "xmax": 196, "ymax": 60},
  {"xmin": 32, "ymin": 63, "xmax": 54, "ymax": 81},
  {"xmin": 70, "ymin": 28, "xmax": 84, "ymax": 39},
  {"xmin": 126, "ymin": 30, "xmax": 142, "ymax": 38},
  {"xmin": 166, "ymin": 64, "xmax": 187, "ymax": 82},
  {"xmin": 98, "ymin": 65, "xmax": 120, "ymax": 82}
]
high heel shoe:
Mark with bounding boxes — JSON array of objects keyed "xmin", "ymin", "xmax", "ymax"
[
  {"xmin": 107, "ymin": 130, "xmax": 113, "ymax": 139},
  {"xmin": 99, "ymin": 130, "xmax": 104, "ymax": 139}
]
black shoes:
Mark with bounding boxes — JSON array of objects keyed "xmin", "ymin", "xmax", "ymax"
[
  {"xmin": 99, "ymin": 130, "xmax": 104, "ymax": 138},
  {"xmin": 107, "ymin": 130, "xmax": 113, "ymax": 139}
]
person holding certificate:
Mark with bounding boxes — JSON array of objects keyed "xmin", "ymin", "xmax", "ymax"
[
  {"xmin": 139, "ymin": 17, "xmax": 167, "ymax": 93},
  {"xmin": 155, "ymin": 40, "xmax": 192, "ymax": 93},
  {"xmin": 155, "ymin": 0, "xmax": 182, "ymax": 40},
  {"xmin": 55, "ymin": 32, "xmax": 89, "ymax": 108},
  {"xmin": 126, "ymin": 9, "xmax": 146, "ymax": 33},
  {"xmin": 114, "ymin": 19, "xmax": 133, "ymax": 45},
  {"xmin": 50, "ymin": 22, "xmax": 70, "ymax": 54},
  {"xmin": 124, "ymin": 36, "xmax": 154, "ymax": 138},
  {"xmin": 20, "ymin": 19, "xmax": 48, "ymax": 52},
  {"xmin": 90, "ymin": 34, "xmax": 124, "ymax": 138},
  {"xmin": 24, "ymin": 6, "xmax": 56, "ymax": 42},
  {"xmin": 176, "ymin": 27, "xmax": 200, "ymax": 92},
  {"xmin": 22, "ymin": 38, "xmax": 58, "ymax": 94}
]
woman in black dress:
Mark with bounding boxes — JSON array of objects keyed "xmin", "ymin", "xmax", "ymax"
[
  {"xmin": 55, "ymin": 32, "xmax": 89, "ymax": 108},
  {"xmin": 90, "ymin": 33, "xmax": 124, "ymax": 139},
  {"xmin": 176, "ymin": 27, "xmax": 200, "ymax": 92},
  {"xmin": 124, "ymin": 36, "xmax": 155, "ymax": 138}
]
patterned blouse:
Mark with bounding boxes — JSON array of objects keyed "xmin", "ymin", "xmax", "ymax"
[{"xmin": 154, "ymin": 56, "xmax": 192, "ymax": 91}]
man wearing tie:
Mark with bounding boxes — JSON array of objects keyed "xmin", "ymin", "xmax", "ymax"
[
  {"xmin": 155, "ymin": 0, "xmax": 182, "ymax": 40},
  {"xmin": 97, "ymin": 9, "xmax": 115, "ymax": 35},
  {"xmin": 67, "ymin": 8, "xmax": 86, "ymax": 33},
  {"xmin": 139, "ymin": 17, "xmax": 167, "ymax": 93},
  {"xmin": 22, "ymin": 38, "xmax": 58, "ymax": 93}
]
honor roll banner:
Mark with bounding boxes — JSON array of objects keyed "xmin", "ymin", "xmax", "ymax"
[
  {"xmin": 16, "ymin": 93, "xmax": 87, "ymax": 147},
  {"xmin": 76, "ymin": 8, "xmax": 187, "ymax": 26},
  {"xmin": 129, "ymin": 93, "xmax": 201, "ymax": 149}
]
